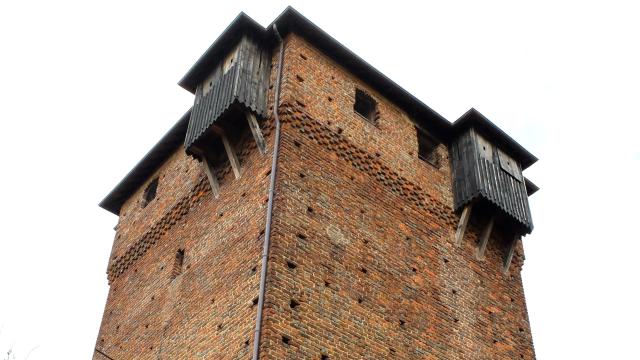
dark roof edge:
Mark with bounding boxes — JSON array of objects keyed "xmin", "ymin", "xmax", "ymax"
[
  {"xmin": 524, "ymin": 177, "xmax": 539, "ymax": 196},
  {"xmin": 99, "ymin": 109, "xmax": 192, "ymax": 215},
  {"xmin": 103, "ymin": 7, "xmax": 539, "ymax": 216},
  {"xmin": 453, "ymin": 108, "xmax": 538, "ymax": 169},
  {"xmin": 178, "ymin": 6, "xmax": 452, "ymax": 140},
  {"xmin": 268, "ymin": 7, "xmax": 452, "ymax": 139}
]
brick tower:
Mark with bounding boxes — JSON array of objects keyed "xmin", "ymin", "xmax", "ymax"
[{"xmin": 94, "ymin": 7, "xmax": 539, "ymax": 360}]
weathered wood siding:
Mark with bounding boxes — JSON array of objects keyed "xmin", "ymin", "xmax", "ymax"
[
  {"xmin": 451, "ymin": 128, "xmax": 533, "ymax": 232},
  {"xmin": 185, "ymin": 35, "xmax": 271, "ymax": 151}
]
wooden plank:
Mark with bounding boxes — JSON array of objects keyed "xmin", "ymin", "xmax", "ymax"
[
  {"xmin": 202, "ymin": 156, "xmax": 220, "ymax": 198},
  {"xmin": 221, "ymin": 131, "xmax": 242, "ymax": 179},
  {"xmin": 455, "ymin": 204, "xmax": 473, "ymax": 246},
  {"xmin": 246, "ymin": 111, "xmax": 267, "ymax": 154},
  {"xmin": 476, "ymin": 216, "xmax": 495, "ymax": 260},
  {"xmin": 503, "ymin": 235, "xmax": 520, "ymax": 274}
]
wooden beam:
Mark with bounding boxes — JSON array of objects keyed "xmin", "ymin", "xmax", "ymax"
[
  {"xmin": 221, "ymin": 131, "xmax": 241, "ymax": 179},
  {"xmin": 246, "ymin": 111, "xmax": 266, "ymax": 154},
  {"xmin": 476, "ymin": 216, "xmax": 495, "ymax": 260},
  {"xmin": 503, "ymin": 235, "xmax": 520, "ymax": 274},
  {"xmin": 455, "ymin": 204, "xmax": 473, "ymax": 246},
  {"xmin": 202, "ymin": 156, "xmax": 220, "ymax": 198}
]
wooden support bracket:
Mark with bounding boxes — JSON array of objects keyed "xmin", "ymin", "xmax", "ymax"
[
  {"xmin": 246, "ymin": 111, "xmax": 266, "ymax": 154},
  {"xmin": 476, "ymin": 216, "xmax": 495, "ymax": 260},
  {"xmin": 503, "ymin": 235, "xmax": 520, "ymax": 274},
  {"xmin": 202, "ymin": 155, "xmax": 220, "ymax": 198},
  {"xmin": 455, "ymin": 204, "xmax": 473, "ymax": 246},
  {"xmin": 220, "ymin": 131, "xmax": 242, "ymax": 179}
]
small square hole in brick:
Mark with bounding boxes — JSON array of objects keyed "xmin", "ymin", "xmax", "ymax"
[
  {"xmin": 290, "ymin": 299, "xmax": 300, "ymax": 309},
  {"xmin": 287, "ymin": 261, "xmax": 297, "ymax": 270},
  {"xmin": 321, "ymin": 355, "xmax": 329, "ymax": 360},
  {"xmin": 282, "ymin": 335, "xmax": 291, "ymax": 345}
]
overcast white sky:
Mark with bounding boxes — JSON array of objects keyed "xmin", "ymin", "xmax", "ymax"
[{"xmin": 0, "ymin": 1, "xmax": 639, "ymax": 359}]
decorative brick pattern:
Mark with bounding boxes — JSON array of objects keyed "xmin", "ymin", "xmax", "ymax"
[
  {"xmin": 280, "ymin": 102, "xmax": 457, "ymax": 228},
  {"xmin": 107, "ymin": 124, "xmax": 273, "ymax": 284},
  {"xmin": 108, "ymin": 176, "xmax": 207, "ymax": 283}
]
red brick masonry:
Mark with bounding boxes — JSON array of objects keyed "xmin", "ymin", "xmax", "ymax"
[{"xmin": 94, "ymin": 34, "xmax": 534, "ymax": 359}]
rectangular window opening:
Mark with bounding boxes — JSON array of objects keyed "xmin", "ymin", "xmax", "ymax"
[
  {"xmin": 354, "ymin": 89, "xmax": 378, "ymax": 124},
  {"xmin": 417, "ymin": 130, "xmax": 440, "ymax": 168},
  {"xmin": 142, "ymin": 177, "xmax": 159, "ymax": 208}
]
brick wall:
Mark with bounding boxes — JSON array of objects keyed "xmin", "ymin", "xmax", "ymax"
[
  {"xmin": 94, "ymin": 118, "xmax": 277, "ymax": 359},
  {"xmin": 93, "ymin": 32, "xmax": 534, "ymax": 359},
  {"xmin": 256, "ymin": 34, "xmax": 535, "ymax": 359}
]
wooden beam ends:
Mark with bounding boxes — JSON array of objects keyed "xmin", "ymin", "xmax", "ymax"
[
  {"xmin": 476, "ymin": 216, "xmax": 495, "ymax": 260},
  {"xmin": 246, "ymin": 111, "xmax": 267, "ymax": 154},
  {"xmin": 503, "ymin": 235, "xmax": 520, "ymax": 274},
  {"xmin": 455, "ymin": 204, "xmax": 473, "ymax": 246},
  {"xmin": 202, "ymin": 156, "xmax": 220, "ymax": 198},
  {"xmin": 221, "ymin": 132, "xmax": 242, "ymax": 179}
]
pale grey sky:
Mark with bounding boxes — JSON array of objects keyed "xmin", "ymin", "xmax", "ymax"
[{"xmin": 0, "ymin": 1, "xmax": 638, "ymax": 359}]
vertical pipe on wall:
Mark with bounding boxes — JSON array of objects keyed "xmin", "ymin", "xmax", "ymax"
[{"xmin": 252, "ymin": 24, "xmax": 284, "ymax": 360}]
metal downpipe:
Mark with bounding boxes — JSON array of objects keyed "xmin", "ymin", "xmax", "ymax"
[{"xmin": 252, "ymin": 24, "xmax": 284, "ymax": 360}]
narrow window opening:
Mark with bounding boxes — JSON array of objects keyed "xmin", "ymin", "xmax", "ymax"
[
  {"xmin": 171, "ymin": 249, "xmax": 185, "ymax": 280},
  {"xmin": 142, "ymin": 178, "xmax": 159, "ymax": 208},
  {"xmin": 417, "ymin": 130, "xmax": 440, "ymax": 167},
  {"xmin": 354, "ymin": 89, "xmax": 378, "ymax": 123}
]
